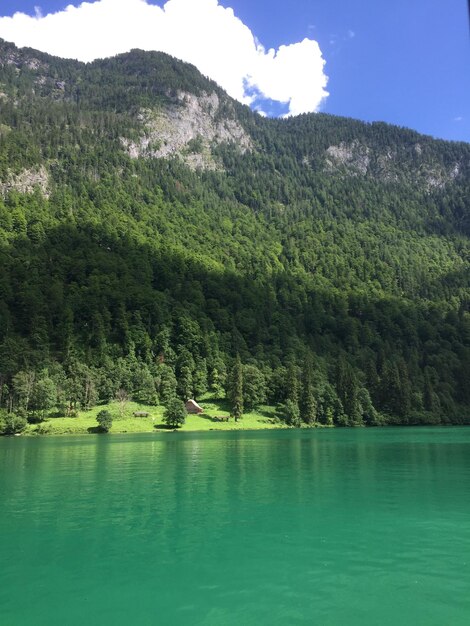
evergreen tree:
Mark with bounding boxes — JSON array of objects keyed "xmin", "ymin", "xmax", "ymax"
[
  {"xmin": 164, "ymin": 397, "xmax": 187, "ymax": 428},
  {"xmin": 132, "ymin": 365, "xmax": 157, "ymax": 405},
  {"xmin": 318, "ymin": 383, "xmax": 344, "ymax": 426},
  {"xmin": 286, "ymin": 361, "xmax": 299, "ymax": 405},
  {"xmin": 357, "ymin": 388, "xmax": 380, "ymax": 426},
  {"xmin": 379, "ymin": 360, "xmax": 411, "ymax": 418},
  {"xmin": 30, "ymin": 375, "xmax": 56, "ymax": 422},
  {"xmin": 176, "ymin": 349, "xmax": 194, "ymax": 401},
  {"xmin": 243, "ymin": 364, "xmax": 267, "ymax": 410},
  {"xmin": 209, "ymin": 365, "xmax": 225, "ymax": 398},
  {"xmin": 300, "ymin": 357, "xmax": 317, "ymax": 425},
  {"xmin": 193, "ymin": 358, "xmax": 208, "ymax": 399},
  {"xmin": 282, "ymin": 399, "xmax": 300, "ymax": 427},
  {"xmin": 335, "ymin": 356, "xmax": 362, "ymax": 425},
  {"xmin": 229, "ymin": 354, "xmax": 244, "ymax": 421},
  {"xmin": 267, "ymin": 366, "xmax": 288, "ymax": 404},
  {"xmin": 423, "ymin": 368, "xmax": 439, "ymax": 413},
  {"xmin": 155, "ymin": 364, "xmax": 177, "ymax": 405}
]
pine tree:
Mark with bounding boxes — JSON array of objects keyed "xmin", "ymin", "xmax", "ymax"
[
  {"xmin": 229, "ymin": 354, "xmax": 244, "ymax": 421},
  {"xmin": 300, "ymin": 357, "xmax": 317, "ymax": 425},
  {"xmin": 335, "ymin": 356, "xmax": 362, "ymax": 425},
  {"xmin": 243, "ymin": 364, "xmax": 266, "ymax": 410},
  {"xmin": 163, "ymin": 397, "xmax": 187, "ymax": 428},
  {"xmin": 379, "ymin": 360, "xmax": 411, "ymax": 418},
  {"xmin": 156, "ymin": 364, "xmax": 177, "ymax": 405},
  {"xmin": 282, "ymin": 399, "xmax": 300, "ymax": 427},
  {"xmin": 423, "ymin": 368, "xmax": 439, "ymax": 413},
  {"xmin": 193, "ymin": 358, "xmax": 208, "ymax": 399},
  {"xmin": 176, "ymin": 349, "xmax": 194, "ymax": 401},
  {"xmin": 286, "ymin": 361, "xmax": 299, "ymax": 405}
]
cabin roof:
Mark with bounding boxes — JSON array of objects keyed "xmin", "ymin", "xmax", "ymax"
[{"xmin": 185, "ymin": 399, "xmax": 203, "ymax": 410}]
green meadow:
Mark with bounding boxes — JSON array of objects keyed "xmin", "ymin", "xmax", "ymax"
[{"xmin": 24, "ymin": 397, "xmax": 287, "ymax": 436}]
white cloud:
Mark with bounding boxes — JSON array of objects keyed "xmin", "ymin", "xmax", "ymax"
[{"xmin": 0, "ymin": 0, "xmax": 328, "ymax": 116}]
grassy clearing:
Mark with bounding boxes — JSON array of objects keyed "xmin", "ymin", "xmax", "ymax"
[
  {"xmin": 179, "ymin": 400, "xmax": 283, "ymax": 432},
  {"xmin": 25, "ymin": 401, "xmax": 165, "ymax": 436},
  {"xmin": 25, "ymin": 396, "xmax": 286, "ymax": 436}
]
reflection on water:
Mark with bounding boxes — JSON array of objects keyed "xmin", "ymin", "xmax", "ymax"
[{"xmin": 1, "ymin": 428, "xmax": 470, "ymax": 625}]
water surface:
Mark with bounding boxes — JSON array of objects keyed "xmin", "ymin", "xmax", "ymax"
[{"xmin": 1, "ymin": 428, "xmax": 470, "ymax": 625}]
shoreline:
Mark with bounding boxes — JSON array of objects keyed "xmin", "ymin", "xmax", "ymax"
[
  {"xmin": 20, "ymin": 417, "xmax": 303, "ymax": 437},
  {"xmin": 19, "ymin": 424, "xmax": 299, "ymax": 438},
  {"xmin": 9, "ymin": 421, "xmax": 469, "ymax": 439},
  {"xmin": 3, "ymin": 399, "xmax": 467, "ymax": 438}
]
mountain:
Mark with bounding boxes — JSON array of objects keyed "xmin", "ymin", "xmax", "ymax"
[{"xmin": 0, "ymin": 38, "xmax": 469, "ymax": 426}]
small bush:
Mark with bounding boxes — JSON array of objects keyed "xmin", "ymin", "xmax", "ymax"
[
  {"xmin": 96, "ymin": 409, "xmax": 113, "ymax": 432},
  {"xmin": 35, "ymin": 423, "xmax": 52, "ymax": 435},
  {"xmin": 27, "ymin": 413, "xmax": 44, "ymax": 424},
  {"xmin": 1, "ymin": 413, "xmax": 28, "ymax": 435}
]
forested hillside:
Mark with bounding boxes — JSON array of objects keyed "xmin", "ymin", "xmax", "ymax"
[{"xmin": 1, "ymin": 38, "xmax": 469, "ymax": 428}]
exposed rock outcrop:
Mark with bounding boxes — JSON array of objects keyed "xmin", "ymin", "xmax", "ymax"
[
  {"xmin": 325, "ymin": 141, "xmax": 370, "ymax": 175},
  {"xmin": 324, "ymin": 140, "xmax": 462, "ymax": 191},
  {"xmin": 1, "ymin": 166, "xmax": 50, "ymax": 198},
  {"xmin": 122, "ymin": 91, "xmax": 252, "ymax": 170}
]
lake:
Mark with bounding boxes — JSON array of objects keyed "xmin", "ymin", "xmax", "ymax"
[{"xmin": 1, "ymin": 428, "xmax": 470, "ymax": 625}]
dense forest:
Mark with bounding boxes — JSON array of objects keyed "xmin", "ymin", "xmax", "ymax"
[{"xmin": 0, "ymin": 38, "xmax": 469, "ymax": 431}]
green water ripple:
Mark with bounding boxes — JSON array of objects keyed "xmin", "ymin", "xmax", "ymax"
[{"xmin": 1, "ymin": 428, "xmax": 470, "ymax": 625}]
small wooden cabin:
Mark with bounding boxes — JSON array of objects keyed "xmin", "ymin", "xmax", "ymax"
[{"xmin": 185, "ymin": 399, "xmax": 203, "ymax": 414}]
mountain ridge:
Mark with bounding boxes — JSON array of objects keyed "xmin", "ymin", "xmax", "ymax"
[{"xmin": 1, "ymin": 37, "xmax": 469, "ymax": 187}]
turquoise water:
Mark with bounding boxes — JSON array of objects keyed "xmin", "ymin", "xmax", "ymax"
[{"xmin": 1, "ymin": 428, "xmax": 470, "ymax": 625}]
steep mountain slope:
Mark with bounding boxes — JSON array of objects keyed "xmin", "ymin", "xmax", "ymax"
[{"xmin": 0, "ymin": 39, "xmax": 469, "ymax": 425}]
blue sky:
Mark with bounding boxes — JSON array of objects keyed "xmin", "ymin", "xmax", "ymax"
[{"xmin": 0, "ymin": 0, "xmax": 469, "ymax": 142}]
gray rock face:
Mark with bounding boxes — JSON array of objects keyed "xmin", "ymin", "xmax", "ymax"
[
  {"xmin": 122, "ymin": 91, "xmax": 252, "ymax": 170},
  {"xmin": 1, "ymin": 166, "xmax": 50, "ymax": 198},
  {"xmin": 325, "ymin": 141, "xmax": 370, "ymax": 175},
  {"xmin": 2, "ymin": 50, "xmax": 46, "ymax": 72},
  {"xmin": 324, "ymin": 140, "xmax": 462, "ymax": 190}
]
